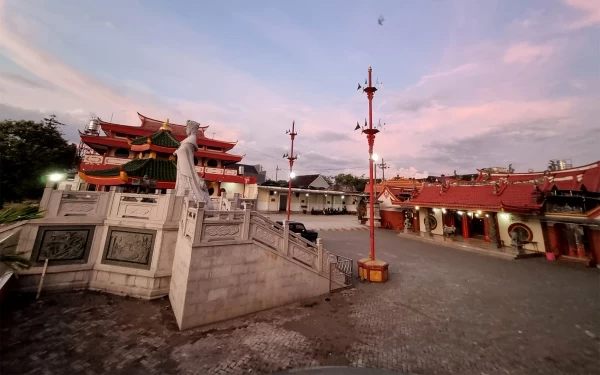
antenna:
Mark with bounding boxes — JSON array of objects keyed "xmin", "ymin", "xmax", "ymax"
[{"xmin": 275, "ymin": 165, "xmax": 281, "ymax": 180}]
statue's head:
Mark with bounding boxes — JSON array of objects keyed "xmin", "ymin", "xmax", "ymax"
[{"xmin": 186, "ymin": 120, "xmax": 200, "ymax": 136}]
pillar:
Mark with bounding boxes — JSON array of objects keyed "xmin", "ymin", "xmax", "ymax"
[
  {"xmin": 423, "ymin": 208, "xmax": 432, "ymax": 235},
  {"xmin": 413, "ymin": 210, "xmax": 420, "ymax": 232},
  {"xmin": 483, "ymin": 215, "xmax": 490, "ymax": 242},
  {"xmin": 462, "ymin": 212, "xmax": 470, "ymax": 239},
  {"xmin": 487, "ymin": 213, "xmax": 499, "ymax": 244},
  {"xmin": 587, "ymin": 228, "xmax": 600, "ymax": 266},
  {"xmin": 545, "ymin": 223, "xmax": 561, "ymax": 255}
]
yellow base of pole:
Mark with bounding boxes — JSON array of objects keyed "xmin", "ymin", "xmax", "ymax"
[{"xmin": 357, "ymin": 257, "xmax": 389, "ymax": 283}]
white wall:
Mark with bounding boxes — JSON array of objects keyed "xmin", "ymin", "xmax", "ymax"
[
  {"xmin": 309, "ymin": 175, "xmax": 331, "ymax": 189},
  {"xmin": 220, "ymin": 182, "xmax": 244, "ymax": 197},
  {"xmin": 419, "ymin": 208, "xmax": 443, "ymax": 236},
  {"xmin": 497, "ymin": 212, "xmax": 546, "ymax": 252},
  {"xmin": 378, "ymin": 191, "xmax": 395, "ymax": 209}
]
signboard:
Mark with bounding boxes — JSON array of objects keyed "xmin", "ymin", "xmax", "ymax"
[
  {"xmin": 104, "ymin": 157, "xmax": 129, "ymax": 166},
  {"xmin": 195, "ymin": 166, "xmax": 205, "ymax": 173},
  {"xmin": 205, "ymin": 167, "xmax": 224, "ymax": 175},
  {"xmin": 83, "ymin": 155, "xmax": 103, "ymax": 164},
  {"xmin": 225, "ymin": 169, "xmax": 238, "ymax": 176}
]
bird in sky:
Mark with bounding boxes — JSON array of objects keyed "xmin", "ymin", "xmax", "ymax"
[{"xmin": 378, "ymin": 15, "xmax": 385, "ymax": 25}]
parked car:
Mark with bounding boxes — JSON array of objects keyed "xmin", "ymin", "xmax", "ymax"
[{"xmin": 275, "ymin": 220, "xmax": 319, "ymax": 243}]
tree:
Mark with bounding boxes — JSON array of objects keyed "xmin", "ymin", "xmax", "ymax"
[
  {"xmin": 330, "ymin": 173, "xmax": 367, "ymax": 192},
  {"xmin": 0, "ymin": 115, "xmax": 77, "ymax": 207}
]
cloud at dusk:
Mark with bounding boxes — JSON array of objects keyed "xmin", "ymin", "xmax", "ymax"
[{"xmin": 0, "ymin": 0, "xmax": 598, "ymax": 180}]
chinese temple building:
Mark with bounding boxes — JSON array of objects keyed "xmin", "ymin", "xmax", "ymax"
[
  {"xmin": 378, "ymin": 161, "xmax": 600, "ymax": 267},
  {"xmin": 76, "ymin": 113, "xmax": 257, "ymax": 198}
]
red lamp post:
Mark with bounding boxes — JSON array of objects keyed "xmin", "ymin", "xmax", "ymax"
[
  {"xmin": 356, "ymin": 66, "xmax": 389, "ymax": 283},
  {"xmin": 284, "ymin": 121, "xmax": 298, "ymax": 221}
]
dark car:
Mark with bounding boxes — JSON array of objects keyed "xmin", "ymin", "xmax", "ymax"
[{"xmin": 275, "ymin": 220, "xmax": 319, "ymax": 243}]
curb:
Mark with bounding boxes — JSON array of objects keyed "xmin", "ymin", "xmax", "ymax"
[
  {"xmin": 316, "ymin": 227, "xmax": 369, "ymax": 232},
  {"xmin": 396, "ymin": 232, "xmax": 521, "ymax": 260}
]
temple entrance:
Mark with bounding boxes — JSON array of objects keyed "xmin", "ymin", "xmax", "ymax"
[
  {"xmin": 471, "ymin": 217, "xmax": 486, "ymax": 238},
  {"xmin": 279, "ymin": 194, "xmax": 288, "ymax": 211},
  {"xmin": 454, "ymin": 212, "xmax": 464, "ymax": 236}
]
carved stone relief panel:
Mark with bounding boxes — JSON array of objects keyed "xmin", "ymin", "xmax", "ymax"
[
  {"xmin": 123, "ymin": 205, "xmax": 151, "ymax": 217},
  {"xmin": 204, "ymin": 225, "xmax": 240, "ymax": 238},
  {"xmin": 292, "ymin": 246, "xmax": 316, "ymax": 268},
  {"xmin": 31, "ymin": 226, "xmax": 95, "ymax": 266},
  {"xmin": 253, "ymin": 226, "xmax": 277, "ymax": 249},
  {"xmin": 101, "ymin": 227, "xmax": 156, "ymax": 269},
  {"xmin": 58, "ymin": 203, "xmax": 96, "ymax": 215}
]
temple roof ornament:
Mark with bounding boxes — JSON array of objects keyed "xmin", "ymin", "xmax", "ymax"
[{"xmin": 160, "ymin": 118, "xmax": 171, "ymax": 132}]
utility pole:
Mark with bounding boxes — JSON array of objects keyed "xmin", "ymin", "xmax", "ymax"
[
  {"xmin": 378, "ymin": 158, "xmax": 389, "ymax": 181},
  {"xmin": 284, "ymin": 122, "xmax": 298, "ymax": 221},
  {"xmin": 275, "ymin": 165, "xmax": 281, "ymax": 181}
]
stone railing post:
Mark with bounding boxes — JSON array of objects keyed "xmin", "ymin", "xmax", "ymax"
[
  {"xmin": 316, "ymin": 238, "xmax": 324, "ymax": 272},
  {"xmin": 233, "ymin": 193, "xmax": 241, "ymax": 210},
  {"xmin": 283, "ymin": 220, "xmax": 289, "ymax": 255},
  {"xmin": 39, "ymin": 181, "xmax": 56, "ymax": 210},
  {"xmin": 242, "ymin": 206, "xmax": 251, "ymax": 240},
  {"xmin": 164, "ymin": 189, "xmax": 177, "ymax": 221},
  {"xmin": 191, "ymin": 202, "xmax": 206, "ymax": 247}
]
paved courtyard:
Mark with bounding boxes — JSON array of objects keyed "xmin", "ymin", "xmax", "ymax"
[{"xmin": 1, "ymin": 229, "xmax": 599, "ymax": 375}]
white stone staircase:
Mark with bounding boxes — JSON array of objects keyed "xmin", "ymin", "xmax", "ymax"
[{"xmin": 169, "ymin": 203, "xmax": 352, "ymax": 330}]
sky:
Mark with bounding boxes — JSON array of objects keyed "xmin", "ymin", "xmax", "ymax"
[{"xmin": 0, "ymin": 0, "xmax": 598, "ymax": 180}]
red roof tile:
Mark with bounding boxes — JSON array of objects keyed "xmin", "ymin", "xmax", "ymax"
[
  {"xmin": 407, "ymin": 183, "xmax": 543, "ymax": 212},
  {"xmin": 478, "ymin": 161, "xmax": 600, "ymax": 193}
]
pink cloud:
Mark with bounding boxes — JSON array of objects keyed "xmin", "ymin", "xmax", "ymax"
[
  {"xmin": 562, "ymin": 0, "xmax": 600, "ymax": 29},
  {"xmin": 503, "ymin": 42, "xmax": 557, "ymax": 64}
]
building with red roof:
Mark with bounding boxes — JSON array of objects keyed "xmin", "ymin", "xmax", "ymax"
[
  {"xmin": 75, "ymin": 113, "xmax": 256, "ymax": 198},
  {"xmin": 377, "ymin": 161, "xmax": 600, "ymax": 266}
]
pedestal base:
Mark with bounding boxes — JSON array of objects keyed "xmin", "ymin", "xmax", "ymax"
[{"xmin": 357, "ymin": 258, "xmax": 389, "ymax": 283}]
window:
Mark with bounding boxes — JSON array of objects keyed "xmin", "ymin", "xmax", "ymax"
[
  {"xmin": 114, "ymin": 148, "xmax": 130, "ymax": 158},
  {"xmin": 294, "ymin": 224, "xmax": 307, "ymax": 232},
  {"xmin": 207, "ymin": 159, "xmax": 218, "ymax": 168},
  {"xmin": 193, "ymin": 157, "xmax": 199, "ymax": 165},
  {"xmin": 207, "ymin": 146, "xmax": 221, "ymax": 151}
]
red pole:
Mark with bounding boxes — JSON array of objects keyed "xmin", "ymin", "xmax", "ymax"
[
  {"xmin": 286, "ymin": 121, "xmax": 296, "ymax": 221},
  {"xmin": 365, "ymin": 67, "xmax": 377, "ymax": 260}
]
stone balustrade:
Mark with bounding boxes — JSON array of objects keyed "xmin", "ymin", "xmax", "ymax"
[
  {"xmin": 107, "ymin": 190, "xmax": 181, "ymax": 223},
  {"xmin": 40, "ymin": 183, "xmax": 110, "ymax": 218}
]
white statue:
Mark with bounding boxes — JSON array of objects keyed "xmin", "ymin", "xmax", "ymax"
[{"xmin": 174, "ymin": 120, "xmax": 214, "ymax": 209}]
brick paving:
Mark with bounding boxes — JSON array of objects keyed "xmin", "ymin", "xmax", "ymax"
[{"xmin": 1, "ymin": 229, "xmax": 599, "ymax": 375}]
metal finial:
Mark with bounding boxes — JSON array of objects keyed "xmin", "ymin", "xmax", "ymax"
[
  {"xmin": 368, "ymin": 66, "xmax": 372, "ymax": 72},
  {"xmin": 160, "ymin": 118, "xmax": 171, "ymax": 131}
]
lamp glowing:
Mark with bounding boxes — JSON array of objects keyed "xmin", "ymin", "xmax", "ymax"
[
  {"xmin": 289, "ymin": 171, "xmax": 296, "ymax": 179},
  {"xmin": 48, "ymin": 173, "xmax": 65, "ymax": 182},
  {"xmin": 372, "ymin": 153, "xmax": 379, "ymax": 161}
]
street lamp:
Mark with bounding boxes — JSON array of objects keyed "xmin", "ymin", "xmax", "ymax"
[
  {"xmin": 284, "ymin": 121, "xmax": 298, "ymax": 221},
  {"xmin": 354, "ymin": 66, "xmax": 389, "ymax": 283},
  {"xmin": 48, "ymin": 173, "xmax": 66, "ymax": 182}
]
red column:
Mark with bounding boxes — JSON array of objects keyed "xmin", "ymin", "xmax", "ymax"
[
  {"xmin": 413, "ymin": 210, "xmax": 420, "ymax": 232},
  {"xmin": 462, "ymin": 213, "xmax": 470, "ymax": 239},
  {"xmin": 484, "ymin": 215, "xmax": 490, "ymax": 242},
  {"xmin": 546, "ymin": 224, "xmax": 561, "ymax": 255},
  {"xmin": 587, "ymin": 229, "xmax": 600, "ymax": 266}
]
